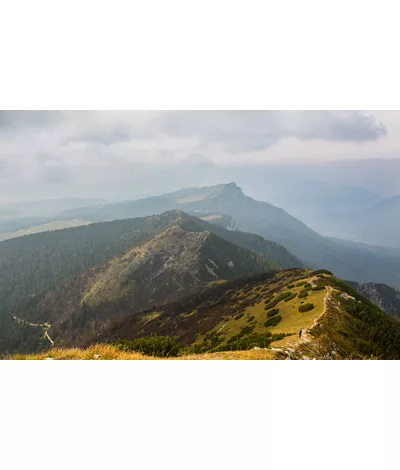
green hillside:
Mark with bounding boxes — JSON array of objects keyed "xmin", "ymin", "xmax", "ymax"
[
  {"xmin": 106, "ymin": 269, "xmax": 400, "ymax": 359},
  {"xmin": 0, "ymin": 210, "xmax": 295, "ymax": 354},
  {"xmin": 20, "ymin": 268, "xmax": 400, "ymax": 360}
]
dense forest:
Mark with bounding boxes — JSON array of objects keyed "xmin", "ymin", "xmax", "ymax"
[
  {"xmin": 0, "ymin": 211, "xmax": 184, "ymax": 354},
  {"xmin": 0, "ymin": 210, "xmax": 299, "ymax": 354}
]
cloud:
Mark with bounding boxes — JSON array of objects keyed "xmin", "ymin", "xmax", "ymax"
[
  {"xmin": 0, "ymin": 111, "xmax": 386, "ymax": 149},
  {"xmin": 0, "ymin": 110, "xmax": 390, "ymax": 201},
  {"xmin": 157, "ymin": 111, "xmax": 387, "ymax": 151}
]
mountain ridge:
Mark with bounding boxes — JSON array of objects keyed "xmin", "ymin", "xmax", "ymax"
[
  {"xmin": 55, "ymin": 182, "xmax": 400, "ymax": 289},
  {"xmin": 0, "ymin": 209, "xmax": 299, "ymax": 354}
]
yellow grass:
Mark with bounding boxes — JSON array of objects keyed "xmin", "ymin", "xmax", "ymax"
[
  {"xmin": 270, "ymin": 287, "xmax": 326, "ymax": 347},
  {"xmin": 177, "ymin": 349, "xmax": 277, "ymax": 360},
  {"xmin": 11, "ymin": 345, "xmax": 154, "ymax": 360},
  {"xmin": 10, "ymin": 345, "xmax": 277, "ymax": 360},
  {"xmin": 193, "ymin": 275, "xmax": 328, "ymax": 350}
]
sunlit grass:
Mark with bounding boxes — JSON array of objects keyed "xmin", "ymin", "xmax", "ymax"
[{"xmin": 10, "ymin": 344, "xmax": 277, "ymax": 360}]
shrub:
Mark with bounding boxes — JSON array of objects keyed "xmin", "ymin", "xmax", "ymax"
[
  {"xmin": 275, "ymin": 291, "xmax": 293, "ymax": 302},
  {"xmin": 267, "ymin": 308, "xmax": 280, "ymax": 318},
  {"xmin": 311, "ymin": 284, "xmax": 325, "ymax": 291},
  {"xmin": 310, "ymin": 269, "xmax": 333, "ymax": 276},
  {"xmin": 298, "ymin": 303, "xmax": 315, "ymax": 313},
  {"xmin": 247, "ymin": 315, "xmax": 255, "ymax": 322},
  {"xmin": 296, "ymin": 281, "xmax": 306, "ymax": 287},
  {"xmin": 264, "ymin": 315, "xmax": 282, "ymax": 327},
  {"xmin": 303, "ymin": 282, "xmax": 312, "ymax": 289},
  {"xmin": 234, "ymin": 313, "xmax": 244, "ymax": 320},
  {"xmin": 240, "ymin": 325, "xmax": 255, "ymax": 336},
  {"xmin": 113, "ymin": 335, "xmax": 181, "ymax": 357},
  {"xmin": 223, "ymin": 332, "xmax": 273, "ymax": 351},
  {"xmin": 284, "ymin": 293, "xmax": 297, "ymax": 302},
  {"xmin": 298, "ymin": 289, "xmax": 308, "ymax": 298},
  {"xmin": 287, "ymin": 284, "xmax": 295, "ymax": 289},
  {"xmin": 264, "ymin": 300, "xmax": 278, "ymax": 310}
]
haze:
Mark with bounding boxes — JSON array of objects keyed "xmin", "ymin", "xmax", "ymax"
[{"xmin": 1, "ymin": 110, "xmax": 400, "ymax": 205}]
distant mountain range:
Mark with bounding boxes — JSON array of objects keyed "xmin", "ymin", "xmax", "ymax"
[
  {"xmin": 0, "ymin": 197, "xmax": 110, "ymax": 233},
  {"xmin": 0, "ymin": 197, "xmax": 109, "ymax": 220},
  {"xmin": 35, "ymin": 182, "xmax": 400, "ymax": 289},
  {"xmin": 329, "ymin": 195, "xmax": 400, "ymax": 248}
]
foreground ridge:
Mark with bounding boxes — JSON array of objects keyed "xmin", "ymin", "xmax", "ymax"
[{"xmin": 9, "ymin": 269, "xmax": 400, "ymax": 360}]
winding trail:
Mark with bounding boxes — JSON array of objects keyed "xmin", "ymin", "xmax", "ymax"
[
  {"xmin": 12, "ymin": 315, "xmax": 54, "ymax": 346},
  {"xmin": 300, "ymin": 286, "xmax": 333, "ymax": 342}
]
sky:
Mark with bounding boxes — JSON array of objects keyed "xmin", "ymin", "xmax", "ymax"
[{"xmin": 1, "ymin": 110, "xmax": 400, "ymax": 202}]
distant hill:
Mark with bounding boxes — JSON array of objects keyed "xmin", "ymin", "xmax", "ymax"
[
  {"xmin": 331, "ymin": 195, "xmax": 400, "ymax": 248},
  {"xmin": 0, "ymin": 197, "xmax": 109, "ymax": 232},
  {"xmin": 0, "ymin": 218, "xmax": 92, "ymax": 242},
  {"xmin": 257, "ymin": 179, "xmax": 382, "ymax": 237},
  {"xmin": 0, "ymin": 197, "xmax": 108, "ymax": 220},
  {"xmin": 347, "ymin": 280, "xmax": 400, "ymax": 319},
  {"xmin": 15, "ymin": 269, "xmax": 400, "ymax": 360},
  {"xmin": 51, "ymin": 182, "xmax": 400, "ymax": 289},
  {"xmin": 0, "ymin": 210, "xmax": 300, "ymax": 354}
]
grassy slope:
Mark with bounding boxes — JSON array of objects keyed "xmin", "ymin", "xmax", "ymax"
[
  {"xmin": 192, "ymin": 272, "xmax": 326, "ymax": 350},
  {"xmin": 94, "ymin": 269, "xmax": 400, "ymax": 360},
  {"xmin": 11, "ymin": 345, "xmax": 277, "ymax": 360},
  {"xmin": 10, "ymin": 270, "xmax": 400, "ymax": 360}
]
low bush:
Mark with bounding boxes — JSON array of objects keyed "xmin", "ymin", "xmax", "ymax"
[
  {"xmin": 247, "ymin": 315, "xmax": 255, "ymax": 322},
  {"xmin": 298, "ymin": 303, "xmax": 315, "ymax": 313},
  {"xmin": 240, "ymin": 325, "xmax": 255, "ymax": 336},
  {"xmin": 284, "ymin": 293, "xmax": 297, "ymax": 302},
  {"xmin": 264, "ymin": 315, "xmax": 282, "ymax": 327},
  {"xmin": 222, "ymin": 332, "xmax": 273, "ymax": 350},
  {"xmin": 267, "ymin": 308, "xmax": 280, "ymax": 318},
  {"xmin": 310, "ymin": 269, "xmax": 333, "ymax": 276},
  {"xmin": 296, "ymin": 281, "xmax": 306, "ymax": 287},
  {"xmin": 113, "ymin": 335, "xmax": 181, "ymax": 357},
  {"xmin": 298, "ymin": 289, "xmax": 308, "ymax": 298},
  {"xmin": 234, "ymin": 312, "xmax": 244, "ymax": 320},
  {"xmin": 264, "ymin": 300, "xmax": 278, "ymax": 310},
  {"xmin": 287, "ymin": 284, "xmax": 295, "ymax": 289},
  {"xmin": 311, "ymin": 284, "xmax": 325, "ymax": 291},
  {"xmin": 275, "ymin": 291, "xmax": 293, "ymax": 302}
]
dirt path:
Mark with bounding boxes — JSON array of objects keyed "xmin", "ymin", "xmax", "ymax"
[
  {"xmin": 271, "ymin": 286, "xmax": 333, "ymax": 352},
  {"xmin": 300, "ymin": 286, "xmax": 333, "ymax": 342},
  {"xmin": 12, "ymin": 315, "xmax": 54, "ymax": 346}
]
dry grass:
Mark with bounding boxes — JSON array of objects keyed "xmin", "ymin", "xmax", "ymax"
[
  {"xmin": 10, "ymin": 344, "xmax": 278, "ymax": 360},
  {"xmin": 177, "ymin": 349, "xmax": 277, "ymax": 360},
  {"xmin": 11, "ymin": 345, "xmax": 155, "ymax": 360}
]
